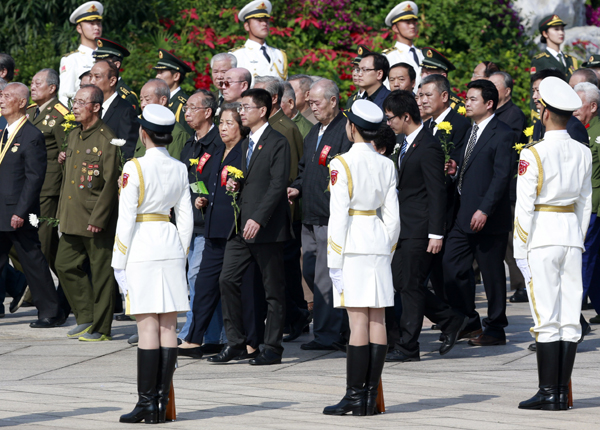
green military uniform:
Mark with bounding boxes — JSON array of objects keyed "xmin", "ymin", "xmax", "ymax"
[
  {"xmin": 420, "ymin": 46, "xmax": 465, "ymax": 113},
  {"xmin": 531, "ymin": 14, "xmax": 578, "ymax": 80},
  {"xmin": 152, "ymin": 49, "xmax": 194, "ymax": 137},
  {"xmin": 269, "ymin": 109, "xmax": 304, "ymax": 222},
  {"xmin": 292, "ymin": 111, "xmax": 313, "ymax": 139},
  {"xmin": 55, "ymin": 118, "xmax": 120, "ymax": 338},
  {"xmin": 93, "ymin": 37, "xmax": 141, "ymax": 114},
  {"xmin": 587, "ymin": 115, "xmax": 600, "ymax": 214},
  {"xmin": 134, "ymin": 120, "xmax": 188, "ymax": 160}
]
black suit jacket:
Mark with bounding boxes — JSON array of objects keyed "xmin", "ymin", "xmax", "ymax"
[
  {"xmin": 397, "ymin": 127, "xmax": 446, "ymax": 239},
  {"xmin": 495, "ymin": 100, "xmax": 527, "ymax": 202},
  {"xmin": 179, "ymin": 126, "xmax": 224, "ymax": 235},
  {"xmin": 0, "ymin": 121, "xmax": 46, "ymax": 231},
  {"xmin": 204, "ymin": 141, "xmax": 242, "ymax": 240},
  {"xmin": 102, "ymin": 95, "xmax": 139, "ymax": 160},
  {"xmin": 234, "ymin": 125, "xmax": 293, "ymax": 243},
  {"xmin": 454, "ymin": 116, "xmax": 513, "ymax": 235},
  {"xmin": 532, "ymin": 115, "xmax": 588, "ymax": 145},
  {"xmin": 290, "ymin": 111, "xmax": 352, "ymax": 225}
]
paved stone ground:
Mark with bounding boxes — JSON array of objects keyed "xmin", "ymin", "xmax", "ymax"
[{"xmin": 1, "ymin": 285, "xmax": 599, "ymax": 429}]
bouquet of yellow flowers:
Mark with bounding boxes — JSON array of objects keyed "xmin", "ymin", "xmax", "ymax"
[
  {"xmin": 60, "ymin": 113, "xmax": 77, "ymax": 151},
  {"xmin": 436, "ymin": 121, "xmax": 454, "ymax": 173},
  {"xmin": 224, "ymin": 165, "xmax": 244, "ymax": 233}
]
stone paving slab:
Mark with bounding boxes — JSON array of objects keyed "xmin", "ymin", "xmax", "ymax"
[{"xmin": 1, "ymin": 286, "xmax": 599, "ymax": 429}]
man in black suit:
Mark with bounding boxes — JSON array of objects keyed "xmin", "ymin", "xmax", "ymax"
[
  {"xmin": 288, "ymin": 79, "xmax": 352, "ymax": 350},
  {"xmin": 444, "ymin": 80, "xmax": 513, "ymax": 346},
  {"xmin": 212, "ymin": 88, "xmax": 292, "ymax": 366},
  {"xmin": 0, "ymin": 82, "xmax": 64, "ymax": 327},
  {"xmin": 421, "ymin": 74, "xmax": 471, "ymax": 299},
  {"xmin": 383, "ymin": 90, "xmax": 467, "ymax": 361},
  {"xmin": 89, "ymin": 60, "xmax": 138, "ymax": 159}
]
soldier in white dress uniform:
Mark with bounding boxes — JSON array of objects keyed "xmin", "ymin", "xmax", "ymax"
[
  {"xmin": 514, "ymin": 77, "xmax": 592, "ymax": 411},
  {"xmin": 59, "ymin": 1, "xmax": 103, "ymax": 106},
  {"xmin": 112, "ymin": 104, "xmax": 193, "ymax": 424},
  {"xmin": 382, "ymin": 1, "xmax": 423, "ymax": 89},
  {"xmin": 323, "ymin": 100, "xmax": 400, "ymax": 417},
  {"xmin": 230, "ymin": 0, "xmax": 288, "ymax": 83}
]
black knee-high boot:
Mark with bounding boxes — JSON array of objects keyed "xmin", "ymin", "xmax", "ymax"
[
  {"xmin": 120, "ymin": 348, "xmax": 160, "ymax": 423},
  {"xmin": 157, "ymin": 347, "xmax": 178, "ymax": 423},
  {"xmin": 365, "ymin": 343, "xmax": 388, "ymax": 415},
  {"xmin": 518, "ymin": 341, "xmax": 560, "ymax": 411},
  {"xmin": 323, "ymin": 345, "xmax": 369, "ymax": 416},
  {"xmin": 558, "ymin": 341, "xmax": 577, "ymax": 410}
]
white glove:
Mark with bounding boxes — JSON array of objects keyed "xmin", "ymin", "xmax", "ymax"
[
  {"xmin": 329, "ymin": 268, "xmax": 344, "ymax": 295},
  {"xmin": 516, "ymin": 259, "xmax": 531, "ymax": 287},
  {"xmin": 114, "ymin": 269, "xmax": 129, "ymax": 296}
]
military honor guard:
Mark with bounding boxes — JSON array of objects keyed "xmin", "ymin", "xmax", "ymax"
[
  {"xmin": 324, "ymin": 100, "xmax": 400, "ymax": 416},
  {"xmin": 514, "ymin": 77, "xmax": 592, "ymax": 411},
  {"xmin": 382, "ymin": 1, "xmax": 423, "ymax": 88},
  {"xmin": 93, "ymin": 37, "xmax": 141, "ymax": 113},
  {"xmin": 113, "ymin": 104, "xmax": 193, "ymax": 424},
  {"xmin": 153, "ymin": 49, "xmax": 194, "ymax": 137},
  {"xmin": 230, "ymin": 1, "xmax": 288, "ymax": 82},
  {"xmin": 420, "ymin": 47, "xmax": 465, "ymax": 112},
  {"xmin": 59, "ymin": 1, "xmax": 103, "ymax": 105},
  {"xmin": 582, "ymin": 54, "xmax": 600, "ymax": 81},
  {"xmin": 531, "ymin": 15, "xmax": 578, "ymax": 80}
]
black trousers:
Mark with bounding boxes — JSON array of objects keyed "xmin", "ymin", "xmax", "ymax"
[
  {"xmin": 186, "ymin": 238, "xmax": 263, "ymax": 348},
  {"xmin": 0, "ymin": 229, "xmax": 60, "ymax": 319},
  {"xmin": 220, "ymin": 235, "xmax": 286, "ymax": 355},
  {"xmin": 391, "ymin": 238, "xmax": 459, "ymax": 355},
  {"xmin": 284, "ymin": 221, "xmax": 306, "ymax": 325},
  {"xmin": 443, "ymin": 225, "xmax": 508, "ymax": 338}
]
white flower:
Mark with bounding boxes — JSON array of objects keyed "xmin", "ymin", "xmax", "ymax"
[
  {"xmin": 596, "ymin": 136, "xmax": 600, "ymax": 144},
  {"xmin": 111, "ymin": 139, "xmax": 126, "ymax": 147},
  {"xmin": 392, "ymin": 143, "xmax": 401, "ymax": 155},
  {"xmin": 29, "ymin": 213, "xmax": 39, "ymax": 228}
]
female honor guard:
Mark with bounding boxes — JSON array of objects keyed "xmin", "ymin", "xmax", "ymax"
[
  {"xmin": 515, "ymin": 77, "xmax": 592, "ymax": 411},
  {"xmin": 112, "ymin": 104, "xmax": 194, "ymax": 423},
  {"xmin": 324, "ymin": 100, "xmax": 400, "ymax": 416}
]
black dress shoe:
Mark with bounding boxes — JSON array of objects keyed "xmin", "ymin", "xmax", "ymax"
[
  {"xmin": 177, "ymin": 346, "xmax": 203, "ymax": 359},
  {"xmin": 283, "ymin": 309, "xmax": 312, "ymax": 342},
  {"xmin": 332, "ymin": 341, "xmax": 347, "ymax": 353},
  {"xmin": 579, "ymin": 317, "xmax": 591, "ymax": 344},
  {"xmin": 385, "ymin": 349, "xmax": 420, "ymax": 362},
  {"xmin": 300, "ymin": 340, "xmax": 335, "ymax": 350},
  {"xmin": 207, "ymin": 346, "xmax": 245, "ymax": 363},
  {"xmin": 528, "ymin": 343, "xmax": 536, "ymax": 352},
  {"xmin": 236, "ymin": 349, "xmax": 260, "ymax": 360},
  {"xmin": 30, "ymin": 314, "xmax": 67, "ymax": 328},
  {"xmin": 201, "ymin": 343, "xmax": 225, "ymax": 354},
  {"xmin": 440, "ymin": 315, "xmax": 469, "ymax": 356},
  {"xmin": 115, "ymin": 313, "xmax": 133, "ymax": 321},
  {"xmin": 249, "ymin": 349, "xmax": 282, "ymax": 365},
  {"xmin": 509, "ymin": 288, "xmax": 529, "ymax": 303}
]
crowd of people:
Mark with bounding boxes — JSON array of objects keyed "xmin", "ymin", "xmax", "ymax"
[{"xmin": 1, "ymin": 0, "xmax": 599, "ymax": 420}]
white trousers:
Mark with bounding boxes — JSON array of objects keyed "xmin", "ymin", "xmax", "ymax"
[{"xmin": 527, "ymin": 246, "xmax": 582, "ymax": 343}]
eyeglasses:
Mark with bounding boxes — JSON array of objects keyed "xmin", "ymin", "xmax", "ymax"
[
  {"xmin": 72, "ymin": 99, "xmax": 97, "ymax": 107},
  {"xmin": 353, "ymin": 67, "xmax": 376, "ymax": 74},
  {"xmin": 237, "ymin": 105, "xmax": 259, "ymax": 112},
  {"xmin": 182, "ymin": 105, "xmax": 209, "ymax": 113},
  {"xmin": 385, "ymin": 115, "xmax": 398, "ymax": 123},
  {"xmin": 223, "ymin": 80, "xmax": 244, "ymax": 88}
]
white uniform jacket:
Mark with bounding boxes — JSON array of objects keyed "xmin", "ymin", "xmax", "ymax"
[
  {"xmin": 111, "ymin": 147, "xmax": 194, "ymax": 269},
  {"xmin": 230, "ymin": 39, "xmax": 288, "ymax": 82},
  {"xmin": 327, "ymin": 142, "xmax": 400, "ymax": 269},
  {"xmin": 514, "ymin": 130, "xmax": 593, "ymax": 259},
  {"xmin": 383, "ymin": 41, "xmax": 423, "ymax": 89},
  {"xmin": 59, "ymin": 45, "xmax": 95, "ymax": 106}
]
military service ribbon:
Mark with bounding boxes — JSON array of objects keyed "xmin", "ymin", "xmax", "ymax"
[{"xmin": 0, "ymin": 116, "xmax": 28, "ymax": 167}]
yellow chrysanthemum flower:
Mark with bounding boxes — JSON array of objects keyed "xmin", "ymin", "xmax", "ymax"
[
  {"xmin": 226, "ymin": 166, "xmax": 244, "ymax": 179},
  {"xmin": 437, "ymin": 121, "xmax": 453, "ymax": 134},
  {"xmin": 189, "ymin": 158, "xmax": 199, "ymax": 166},
  {"xmin": 513, "ymin": 143, "xmax": 526, "ymax": 154},
  {"xmin": 524, "ymin": 126, "xmax": 534, "ymax": 137},
  {"xmin": 64, "ymin": 113, "xmax": 76, "ymax": 122},
  {"xmin": 457, "ymin": 106, "xmax": 467, "ymax": 115}
]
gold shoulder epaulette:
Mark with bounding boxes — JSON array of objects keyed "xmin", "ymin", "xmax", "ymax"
[
  {"xmin": 230, "ymin": 46, "xmax": 243, "ymax": 53},
  {"xmin": 120, "ymin": 87, "xmax": 130, "ymax": 95},
  {"xmin": 451, "ymin": 95, "xmax": 461, "ymax": 102},
  {"xmin": 525, "ymin": 140, "xmax": 540, "ymax": 149},
  {"xmin": 382, "ymin": 48, "xmax": 392, "ymax": 54},
  {"xmin": 54, "ymin": 103, "xmax": 69, "ymax": 116},
  {"xmin": 533, "ymin": 52, "xmax": 549, "ymax": 59},
  {"xmin": 178, "ymin": 95, "xmax": 188, "ymax": 104},
  {"xmin": 63, "ymin": 49, "xmax": 79, "ymax": 58},
  {"xmin": 27, "ymin": 103, "xmax": 38, "ymax": 109}
]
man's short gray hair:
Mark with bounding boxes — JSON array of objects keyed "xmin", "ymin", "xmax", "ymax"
[
  {"xmin": 40, "ymin": 68, "xmax": 60, "ymax": 93},
  {"xmin": 5, "ymin": 82, "xmax": 29, "ymax": 101},
  {"xmin": 311, "ymin": 79, "xmax": 339, "ymax": 107},
  {"xmin": 575, "ymin": 82, "xmax": 600, "ymax": 106},
  {"xmin": 490, "ymin": 71, "xmax": 513, "ymax": 92},
  {"xmin": 254, "ymin": 76, "xmax": 283, "ymax": 104},
  {"xmin": 146, "ymin": 78, "xmax": 170, "ymax": 99},
  {"xmin": 282, "ymin": 81, "xmax": 296, "ymax": 104},
  {"xmin": 421, "ymin": 74, "xmax": 450, "ymax": 97},
  {"xmin": 288, "ymin": 74, "xmax": 313, "ymax": 93},
  {"xmin": 210, "ymin": 53, "xmax": 237, "ymax": 69}
]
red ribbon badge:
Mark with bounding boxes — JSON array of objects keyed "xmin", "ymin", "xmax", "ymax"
[
  {"xmin": 331, "ymin": 170, "xmax": 338, "ymax": 186},
  {"xmin": 518, "ymin": 160, "xmax": 530, "ymax": 176},
  {"xmin": 197, "ymin": 153, "xmax": 211, "ymax": 174},
  {"xmin": 122, "ymin": 173, "xmax": 129, "ymax": 188},
  {"xmin": 319, "ymin": 145, "xmax": 332, "ymax": 166},
  {"xmin": 221, "ymin": 165, "xmax": 229, "ymax": 186}
]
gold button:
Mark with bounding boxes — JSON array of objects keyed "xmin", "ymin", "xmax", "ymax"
[
  {"xmin": 101, "ymin": 129, "xmax": 103, "ymax": 131},
  {"xmin": 74, "ymin": 165, "xmax": 77, "ymax": 169},
  {"xmin": 77, "ymin": 150, "xmax": 80, "ymax": 154},
  {"xmin": 71, "ymin": 180, "xmax": 74, "ymax": 184},
  {"xmin": 68, "ymin": 196, "xmax": 72, "ymax": 199}
]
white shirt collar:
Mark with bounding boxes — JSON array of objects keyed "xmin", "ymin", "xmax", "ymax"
[
  {"xmin": 544, "ymin": 129, "xmax": 570, "ymax": 139},
  {"xmin": 79, "ymin": 44, "xmax": 95, "ymax": 54},
  {"xmin": 245, "ymin": 39, "xmax": 268, "ymax": 50},
  {"xmin": 38, "ymin": 98, "xmax": 55, "ymax": 113},
  {"xmin": 101, "ymin": 91, "xmax": 118, "ymax": 118},
  {"xmin": 249, "ymin": 121, "xmax": 269, "ymax": 144},
  {"xmin": 6, "ymin": 115, "xmax": 26, "ymax": 135},
  {"xmin": 464, "ymin": 114, "xmax": 495, "ymax": 155},
  {"xmin": 394, "ymin": 41, "xmax": 415, "ymax": 51},
  {"xmin": 546, "ymin": 47, "xmax": 563, "ymax": 61},
  {"xmin": 434, "ymin": 107, "xmax": 452, "ymax": 125},
  {"xmin": 170, "ymin": 86, "xmax": 181, "ymax": 98},
  {"xmin": 405, "ymin": 123, "xmax": 423, "ymax": 145}
]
